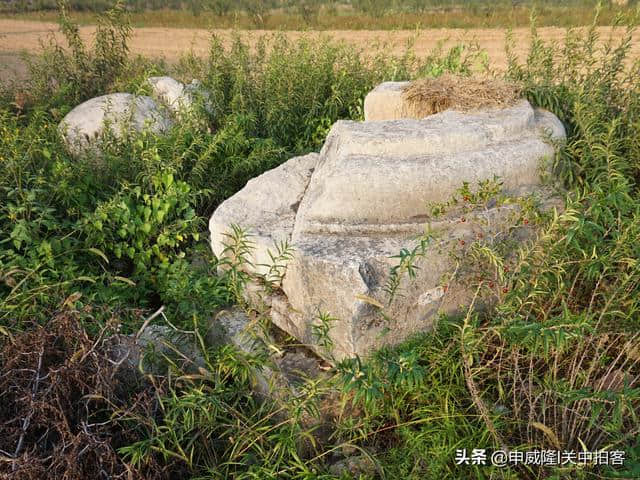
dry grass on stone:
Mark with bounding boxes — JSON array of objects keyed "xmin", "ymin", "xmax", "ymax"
[{"xmin": 403, "ymin": 74, "xmax": 521, "ymax": 116}]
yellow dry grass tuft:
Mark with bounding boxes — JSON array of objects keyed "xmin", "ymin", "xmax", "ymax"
[{"xmin": 403, "ymin": 74, "xmax": 521, "ymax": 116}]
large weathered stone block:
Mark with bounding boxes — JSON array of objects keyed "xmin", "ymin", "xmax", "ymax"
[
  {"xmin": 209, "ymin": 90, "xmax": 566, "ymax": 362},
  {"xmin": 297, "ymin": 100, "xmax": 563, "ymax": 234},
  {"xmin": 280, "ymin": 200, "xmax": 543, "ymax": 360}
]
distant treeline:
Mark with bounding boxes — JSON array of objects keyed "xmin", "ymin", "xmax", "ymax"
[{"xmin": 0, "ymin": 0, "xmax": 619, "ymax": 15}]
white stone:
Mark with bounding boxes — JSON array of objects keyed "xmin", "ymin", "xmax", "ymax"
[
  {"xmin": 364, "ymin": 81, "xmax": 422, "ymax": 121},
  {"xmin": 295, "ymin": 100, "xmax": 564, "ymax": 235},
  {"xmin": 58, "ymin": 93, "xmax": 172, "ymax": 156},
  {"xmin": 207, "ymin": 307, "xmax": 325, "ymax": 399},
  {"xmin": 280, "ymin": 203, "xmax": 531, "ymax": 360},
  {"xmin": 207, "ymin": 307, "xmax": 267, "ymax": 354},
  {"xmin": 148, "ymin": 76, "xmax": 213, "ymax": 116},
  {"xmin": 148, "ymin": 76, "xmax": 185, "ymax": 110}
]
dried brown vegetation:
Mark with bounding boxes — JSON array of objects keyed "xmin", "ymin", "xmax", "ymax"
[
  {"xmin": 0, "ymin": 312, "xmax": 175, "ymax": 480},
  {"xmin": 403, "ymin": 74, "xmax": 521, "ymax": 116},
  {"xmin": 475, "ymin": 331, "xmax": 640, "ymax": 452}
]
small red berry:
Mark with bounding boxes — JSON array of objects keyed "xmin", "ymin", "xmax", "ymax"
[
  {"xmin": 502, "ymin": 287, "xmax": 509, "ymax": 293},
  {"xmin": 523, "ymin": 219, "xmax": 529, "ymax": 225},
  {"xmin": 489, "ymin": 282, "xmax": 495, "ymax": 288},
  {"xmin": 459, "ymin": 239, "xmax": 466, "ymax": 246}
]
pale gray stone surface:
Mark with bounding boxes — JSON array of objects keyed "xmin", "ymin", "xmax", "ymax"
[
  {"xmin": 207, "ymin": 307, "xmax": 268, "ymax": 355},
  {"xmin": 148, "ymin": 76, "xmax": 186, "ymax": 111},
  {"xmin": 148, "ymin": 76, "xmax": 213, "ymax": 116},
  {"xmin": 209, "ymin": 94, "xmax": 566, "ymax": 362},
  {"xmin": 112, "ymin": 306, "xmax": 325, "ymax": 400},
  {"xmin": 281, "ymin": 203, "xmax": 530, "ymax": 359},
  {"xmin": 328, "ymin": 454, "xmax": 377, "ymax": 477},
  {"xmin": 363, "ymin": 81, "xmax": 420, "ymax": 121},
  {"xmin": 209, "ymin": 153, "xmax": 319, "ymax": 277},
  {"xmin": 299, "ymin": 100, "xmax": 562, "ymax": 235},
  {"xmin": 207, "ymin": 307, "xmax": 326, "ymax": 397},
  {"xmin": 59, "ymin": 93, "xmax": 173, "ymax": 156}
]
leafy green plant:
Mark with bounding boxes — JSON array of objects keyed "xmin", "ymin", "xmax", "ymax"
[
  {"xmin": 83, "ymin": 170, "xmax": 199, "ymax": 276},
  {"xmin": 258, "ymin": 239, "xmax": 295, "ymax": 292},
  {"xmin": 311, "ymin": 310, "xmax": 337, "ymax": 359}
]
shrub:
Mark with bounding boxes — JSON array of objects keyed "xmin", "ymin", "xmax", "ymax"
[
  {"xmin": 83, "ymin": 170, "xmax": 200, "ymax": 276},
  {"xmin": 26, "ymin": 0, "xmax": 131, "ymax": 110}
]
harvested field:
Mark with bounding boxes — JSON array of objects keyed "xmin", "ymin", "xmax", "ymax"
[
  {"xmin": 2, "ymin": 19, "xmax": 640, "ymax": 73},
  {"xmin": 0, "ymin": 51, "xmax": 29, "ymax": 83}
]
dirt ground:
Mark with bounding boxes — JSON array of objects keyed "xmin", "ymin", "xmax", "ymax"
[{"xmin": 1, "ymin": 19, "xmax": 640, "ymax": 82}]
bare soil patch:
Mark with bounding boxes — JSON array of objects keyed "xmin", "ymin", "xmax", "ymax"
[{"xmin": 1, "ymin": 20, "xmax": 639, "ymax": 80}]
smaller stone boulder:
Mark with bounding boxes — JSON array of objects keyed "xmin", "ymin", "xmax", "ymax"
[
  {"xmin": 364, "ymin": 81, "xmax": 422, "ymax": 121},
  {"xmin": 148, "ymin": 76, "xmax": 213, "ymax": 117},
  {"xmin": 207, "ymin": 307, "xmax": 268, "ymax": 355},
  {"xmin": 328, "ymin": 453, "xmax": 377, "ymax": 477},
  {"xmin": 364, "ymin": 77, "xmax": 522, "ymax": 122},
  {"xmin": 207, "ymin": 307, "xmax": 326, "ymax": 397},
  {"xmin": 59, "ymin": 93, "xmax": 173, "ymax": 157},
  {"xmin": 107, "ymin": 324, "xmax": 207, "ymax": 378}
]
